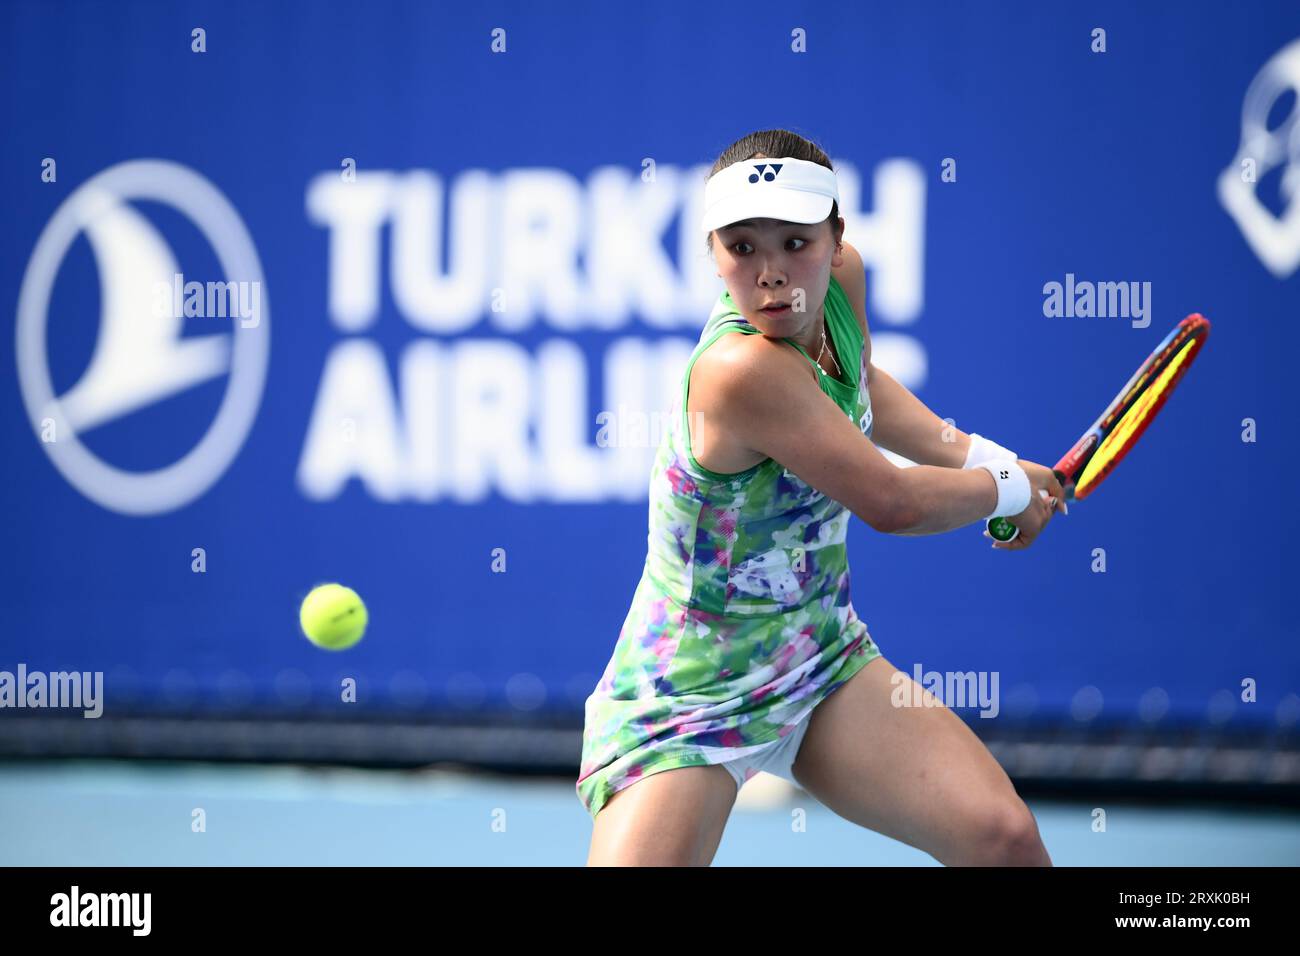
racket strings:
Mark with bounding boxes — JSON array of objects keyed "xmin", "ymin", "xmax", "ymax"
[{"xmin": 1076, "ymin": 337, "xmax": 1202, "ymax": 496}]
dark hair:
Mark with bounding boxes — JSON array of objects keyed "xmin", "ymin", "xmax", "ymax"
[{"xmin": 704, "ymin": 128, "xmax": 843, "ymax": 257}]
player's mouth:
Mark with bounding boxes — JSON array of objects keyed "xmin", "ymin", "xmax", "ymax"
[{"xmin": 760, "ymin": 303, "xmax": 790, "ymax": 315}]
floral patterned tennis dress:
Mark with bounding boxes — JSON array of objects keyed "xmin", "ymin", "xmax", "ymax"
[{"xmin": 576, "ymin": 274, "xmax": 883, "ymax": 819}]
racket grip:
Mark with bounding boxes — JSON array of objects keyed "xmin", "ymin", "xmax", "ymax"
[
  {"xmin": 986, "ymin": 514, "xmax": 1021, "ymax": 542},
  {"xmin": 986, "ymin": 488, "xmax": 1056, "ymax": 543}
]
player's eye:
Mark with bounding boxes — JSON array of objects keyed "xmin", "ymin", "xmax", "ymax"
[{"xmin": 731, "ymin": 237, "xmax": 806, "ymax": 254}]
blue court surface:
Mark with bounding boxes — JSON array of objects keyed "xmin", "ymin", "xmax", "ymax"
[{"xmin": 1, "ymin": 761, "xmax": 1296, "ymax": 866}]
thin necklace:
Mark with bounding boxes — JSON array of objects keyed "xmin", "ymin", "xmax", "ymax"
[{"xmin": 815, "ymin": 319, "xmax": 841, "ymax": 378}]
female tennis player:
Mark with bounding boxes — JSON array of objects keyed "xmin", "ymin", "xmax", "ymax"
[{"xmin": 577, "ymin": 129, "xmax": 1063, "ymax": 866}]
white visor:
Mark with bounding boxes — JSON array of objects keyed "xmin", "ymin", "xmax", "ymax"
[{"xmin": 700, "ymin": 156, "xmax": 840, "ymax": 234}]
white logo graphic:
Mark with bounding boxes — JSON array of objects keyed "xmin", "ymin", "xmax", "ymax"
[
  {"xmin": 16, "ymin": 160, "xmax": 270, "ymax": 514},
  {"xmin": 1218, "ymin": 37, "xmax": 1300, "ymax": 278},
  {"xmin": 859, "ymin": 404, "xmax": 872, "ymax": 435}
]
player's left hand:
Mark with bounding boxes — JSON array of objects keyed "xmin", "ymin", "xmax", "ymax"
[
  {"xmin": 1019, "ymin": 460, "xmax": 1067, "ymax": 515},
  {"xmin": 984, "ymin": 460, "xmax": 1066, "ymax": 549}
]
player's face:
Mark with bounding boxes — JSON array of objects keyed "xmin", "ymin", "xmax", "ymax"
[{"xmin": 711, "ymin": 217, "xmax": 842, "ymax": 336}]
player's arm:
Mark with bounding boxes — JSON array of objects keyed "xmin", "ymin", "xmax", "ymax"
[
  {"xmin": 866, "ymin": 362, "xmax": 971, "ymax": 468},
  {"xmin": 705, "ymin": 336, "xmax": 999, "ymax": 536},
  {"xmin": 831, "ymin": 242, "xmax": 971, "ymax": 469}
]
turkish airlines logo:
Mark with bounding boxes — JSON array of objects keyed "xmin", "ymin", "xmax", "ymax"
[
  {"xmin": 15, "ymin": 160, "xmax": 270, "ymax": 515},
  {"xmin": 1218, "ymin": 37, "xmax": 1300, "ymax": 278}
]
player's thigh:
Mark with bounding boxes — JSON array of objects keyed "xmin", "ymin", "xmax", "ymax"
[
  {"xmin": 791, "ymin": 655, "xmax": 1049, "ymax": 866},
  {"xmin": 586, "ymin": 763, "xmax": 739, "ymax": 866}
]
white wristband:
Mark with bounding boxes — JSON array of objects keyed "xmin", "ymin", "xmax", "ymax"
[
  {"xmin": 974, "ymin": 460, "xmax": 1032, "ymax": 518},
  {"xmin": 962, "ymin": 433, "xmax": 1018, "ymax": 469}
]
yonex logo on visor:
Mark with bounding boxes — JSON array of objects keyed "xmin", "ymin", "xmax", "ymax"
[{"xmin": 700, "ymin": 155, "xmax": 841, "ymax": 234}]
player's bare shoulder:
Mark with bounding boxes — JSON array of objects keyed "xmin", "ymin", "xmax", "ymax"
[
  {"xmin": 692, "ymin": 328, "xmax": 816, "ymax": 401},
  {"xmin": 686, "ymin": 329, "xmax": 816, "ymax": 474}
]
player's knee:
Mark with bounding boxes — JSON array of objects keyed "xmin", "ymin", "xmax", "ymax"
[{"xmin": 963, "ymin": 799, "xmax": 1048, "ymax": 866}]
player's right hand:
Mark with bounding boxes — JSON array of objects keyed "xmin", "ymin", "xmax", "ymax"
[{"xmin": 987, "ymin": 459, "xmax": 1063, "ymax": 550}]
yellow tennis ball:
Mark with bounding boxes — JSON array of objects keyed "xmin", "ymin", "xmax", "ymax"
[{"xmin": 299, "ymin": 583, "xmax": 367, "ymax": 650}]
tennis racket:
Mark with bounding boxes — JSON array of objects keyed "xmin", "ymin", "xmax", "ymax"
[{"xmin": 987, "ymin": 313, "xmax": 1211, "ymax": 543}]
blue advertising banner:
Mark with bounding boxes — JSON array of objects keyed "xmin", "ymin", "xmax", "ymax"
[{"xmin": 3, "ymin": 1, "xmax": 1297, "ymax": 735}]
